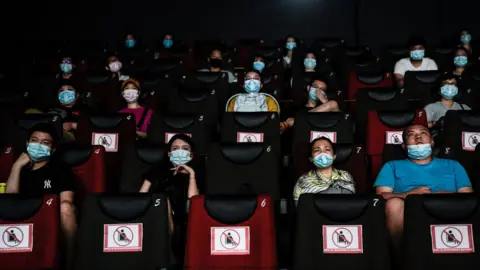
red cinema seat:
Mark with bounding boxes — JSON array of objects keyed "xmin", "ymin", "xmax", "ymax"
[
  {"xmin": 185, "ymin": 195, "xmax": 277, "ymax": 270},
  {"xmin": 347, "ymin": 72, "xmax": 393, "ymax": 114},
  {"xmin": 0, "ymin": 195, "xmax": 59, "ymax": 270},
  {"xmin": 366, "ymin": 110, "xmax": 427, "ymax": 179},
  {"xmin": 0, "ymin": 146, "xmax": 15, "ymax": 185},
  {"xmin": 58, "ymin": 144, "xmax": 106, "ymax": 207}
]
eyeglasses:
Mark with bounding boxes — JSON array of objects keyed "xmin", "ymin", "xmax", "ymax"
[{"xmin": 245, "ymin": 76, "xmax": 261, "ymax": 80}]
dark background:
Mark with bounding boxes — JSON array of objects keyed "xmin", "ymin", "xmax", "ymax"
[{"xmin": 8, "ymin": 0, "xmax": 478, "ymax": 49}]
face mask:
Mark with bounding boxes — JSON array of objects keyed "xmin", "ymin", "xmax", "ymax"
[
  {"xmin": 170, "ymin": 149, "xmax": 192, "ymax": 166},
  {"xmin": 407, "ymin": 143, "xmax": 432, "ymax": 160},
  {"xmin": 122, "ymin": 89, "xmax": 139, "ymax": 103},
  {"xmin": 209, "ymin": 58, "xmax": 222, "ymax": 68},
  {"xmin": 109, "ymin": 61, "xmax": 123, "ymax": 73},
  {"xmin": 304, "ymin": 58, "xmax": 317, "ymax": 69},
  {"xmin": 309, "ymin": 87, "xmax": 319, "ymax": 101},
  {"xmin": 58, "ymin": 90, "xmax": 76, "ymax": 105},
  {"xmin": 454, "ymin": 56, "xmax": 468, "ymax": 67},
  {"xmin": 313, "ymin": 153, "xmax": 334, "ymax": 168},
  {"xmin": 461, "ymin": 34, "xmax": 472, "ymax": 44},
  {"xmin": 27, "ymin": 143, "xmax": 51, "ymax": 162},
  {"xmin": 125, "ymin": 40, "xmax": 136, "ymax": 48},
  {"xmin": 253, "ymin": 61, "xmax": 265, "ymax": 72},
  {"xmin": 410, "ymin": 50, "xmax": 425, "ymax": 60},
  {"xmin": 244, "ymin": 79, "xmax": 261, "ymax": 93},
  {"xmin": 163, "ymin": 39, "xmax": 173, "ymax": 48},
  {"xmin": 440, "ymin": 84, "xmax": 458, "ymax": 100},
  {"xmin": 286, "ymin": 42, "xmax": 297, "ymax": 51},
  {"xmin": 60, "ymin": 63, "xmax": 73, "ymax": 73}
]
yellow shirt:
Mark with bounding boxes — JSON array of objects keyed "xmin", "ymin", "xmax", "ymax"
[{"xmin": 227, "ymin": 95, "xmax": 279, "ymax": 112}]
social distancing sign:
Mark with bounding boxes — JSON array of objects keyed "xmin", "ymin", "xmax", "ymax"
[
  {"xmin": 165, "ymin": 133, "xmax": 192, "ymax": 144},
  {"xmin": 323, "ymin": 225, "xmax": 363, "ymax": 254},
  {"xmin": 104, "ymin": 223, "xmax": 143, "ymax": 253},
  {"xmin": 0, "ymin": 224, "xmax": 33, "ymax": 253},
  {"xmin": 385, "ymin": 131, "xmax": 403, "ymax": 144},
  {"xmin": 92, "ymin": 133, "xmax": 119, "ymax": 152},
  {"xmin": 431, "ymin": 224, "xmax": 474, "ymax": 254},
  {"xmin": 310, "ymin": 131, "xmax": 337, "ymax": 143},
  {"xmin": 211, "ymin": 226, "xmax": 250, "ymax": 255},
  {"xmin": 237, "ymin": 132, "xmax": 264, "ymax": 143},
  {"xmin": 462, "ymin": 132, "xmax": 480, "ymax": 151}
]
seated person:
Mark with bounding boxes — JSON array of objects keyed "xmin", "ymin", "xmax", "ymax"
[
  {"xmin": 118, "ymin": 78, "xmax": 153, "ymax": 139},
  {"xmin": 252, "ymin": 55, "xmax": 266, "ymax": 73},
  {"xmin": 140, "ymin": 134, "xmax": 200, "ymax": 234},
  {"xmin": 460, "ymin": 29, "xmax": 473, "ymax": 55},
  {"xmin": 293, "ymin": 137, "xmax": 355, "ymax": 205},
  {"xmin": 283, "ymin": 35, "xmax": 297, "ymax": 68},
  {"xmin": 226, "ymin": 71, "xmax": 279, "ymax": 112},
  {"xmin": 374, "ymin": 124, "xmax": 473, "ymax": 247},
  {"xmin": 394, "ymin": 36, "xmax": 438, "ymax": 88},
  {"xmin": 58, "ymin": 55, "xmax": 76, "ymax": 80},
  {"xmin": 452, "ymin": 47, "xmax": 469, "ymax": 77},
  {"xmin": 105, "ymin": 55, "xmax": 130, "ymax": 81},
  {"xmin": 198, "ymin": 48, "xmax": 237, "ymax": 83},
  {"xmin": 424, "ymin": 73, "xmax": 470, "ymax": 128},
  {"xmin": 304, "ymin": 52, "xmax": 317, "ymax": 72},
  {"xmin": 124, "ymin": 33, "xmax": 138, "ymax": 49},
  {"xmin": 280, "ymin": 78, "xmax": 340, "ymax": 131},
  {"xmin": 6, "ymin": 123, "xmax": 77, "ymax": 267}
]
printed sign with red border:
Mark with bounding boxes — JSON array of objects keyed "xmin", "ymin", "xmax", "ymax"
[
  {"xmin": 431, "ymin": 224, "xmax": 474, "ymax": 254},
  {"xmin": 310, "ymin": 131, "xmax": 337, "ymax": 143},
  {"xmin": 385, "ymin": 131, "xmax": 403, "ymax": 144},
  {"xmin": 211, "ymin": 226, "xmax": 250, "ymax": 255},
  {"xmin": 165, "ymin": 133, "xmax": 192, "ymax": 144},
  {"xmin": 461, "ymin": 132, "xmax": 480, "ymax": 151},
  {"xmin": 0, "ymin": 224, "xmax": 33, "ymax": 253},
  {"xmin": 103, "ymin": 223, "xmax": 143, "ymax": 253},
  {"xmin": 92, "ymin": 133, "xmax": 119, "ymax": 152},
  {"xmin": 323, "ymin": 225, "xmax": 363, "ymax": 254},
  {"xmin": 237, "ymin": 132, "xmax": 264, "ymax": 143}
]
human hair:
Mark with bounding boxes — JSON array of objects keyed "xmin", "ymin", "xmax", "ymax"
[
  {"xmin": 310, "ymin": 137, "xmax": 336, "ymax": 155},
  {"xmin": 121, "ymin": 78, "xmax": 141, "ymax": 92},
  {"xmin": 244, "ymin": 70, "xmax": 263, "ymax": 83},
  {"xmin": 27, "ymin": 123, "xmax": 59, "ymax": 147},
  {"xmin": 167, "ymin": 134, "xmax": 196, "ymax": 153},
  {"xmin": 402, "ymin": 124, "xmax": 431, "ymax": 143},
  {"xmin": 407, "ymin": 36, "xmax": 426, "ymax": 48}
]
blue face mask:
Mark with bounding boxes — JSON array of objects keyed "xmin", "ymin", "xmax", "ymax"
[
  {"xmin": 163, "ymin": 39, "xmax": 173, "ymax": 48},
  {"xmin": 125, "ymin": 40, "xmax": 136, "ymax": 48},
  {"xmin": 170, "ymin": 149, "xmax": 192, "ymax": 166},
  {"xmin": 286, "ymin": 42, "xmax": 297, "ymax": 51},
  {"xmin": 410, "ymin": 50, "xmax": 425, "ymax": 60},
  {"xmin": 27, "ymin": 143, "xmax": 51, "ymax": 162},
  {"xmin": 461, "ymin": 34, "xmax": 472, "ymax": 44},
  {"xmin": 454, "ymin": 56, "xmax": 468, "ymax": 67},
  {"xmin": 407, "ymin": 143, "xmax": 432, "ymax": 160},
  {"xmin": 313, "ymin": 153, "xmax": 334, "ymax": 168},
  {"xmin": 253, "ymin": 61, "xmax": 265, "ymax": 72},
  {"xmin": 60, "ymin": 63, "xmax": 73, "ymax": 73},
  {"xmin": 244, "ymin": 79, "xmax": 261, "ymax": 93},
  {"xmin": 309, "ymin": 87, "xmax": 319, "ymax": 101},
  {"xmin": 58, "ymin": 90, "xmax": 76, "ymax": 105},
  {"xmin": 440, "ymin": 84, "xmax": 458, "ymax": 100},
  {"xmin": 304, "ymin": 58, "xmax": 317, "ymax": 69}
]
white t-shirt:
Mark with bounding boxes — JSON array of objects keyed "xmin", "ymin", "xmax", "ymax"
[{"xmin": 393, "ymin": 57, "xmax": 438, "ymax": 76}]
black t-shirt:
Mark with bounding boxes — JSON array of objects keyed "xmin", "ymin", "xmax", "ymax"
[{"xmin": 19, "ymin": 161, "xmax": 75, "ymax": 196}]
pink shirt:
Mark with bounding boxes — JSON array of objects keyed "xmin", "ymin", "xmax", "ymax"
[{"xmin": 119, "ymin": 107, "xmax": 153, "ymax": 132}]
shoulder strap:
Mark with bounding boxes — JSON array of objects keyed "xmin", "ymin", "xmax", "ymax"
[{"xmin": 136, "ymin": 108, "xmax": 150, "ymax": 131}]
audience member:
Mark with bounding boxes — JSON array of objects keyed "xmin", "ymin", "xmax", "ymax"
[
  {"xmin": 105, "ymin": 55, "xmax": 130, "ymax": 81},
  {"xmin": 198, "ymin": 48, "xmax": 237, "ymax": 83}
]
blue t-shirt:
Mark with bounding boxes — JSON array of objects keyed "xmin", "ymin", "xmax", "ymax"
[{"xmin": 374, "ymin": 158, "xmax": 471, "ymax": 193}]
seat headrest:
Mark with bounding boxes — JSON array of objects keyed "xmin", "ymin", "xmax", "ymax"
[
  {"xmin": 0, "ymin": 94, "xmax": 21, "ymax": 104},
  {"xmin": 194, "ymin": 72, "xmax": 224, "ymax": 84},
  {"xmin": 254, "ymin": 47, "xmax": 279, "ymax": 57},
  {"xmin": 346, "ymin": 47, "xmax": 367, "ymax": 56},
  {"xmin": 319, "ymin": 40, "xmax": 344, "ymax": 48},
  {"xmin": 377, "ymin": 111, "xmax": 415, "ymax": 128},
  {"xmin": 0, "ymin": 195, "xmax": 43, "ymax": 221},
  {"xmin": 386, "ymin": 47, "xmax": 409, "ymax": 55},
  {"xmin": 306, "ymin": 112, "xmax": 343, "ymax": 128},
  {"xmin": 179, "ymin": 87, "xmax": 209, "ymax": 102},
  {"xmin": 458, "ymin": 111, "xmax": 480, "ymax": 128},
  {"xmin": 414, "ymin": 71, "xmax": 441, "ymax": 83},
  {"xmin": 435, "ymin": 47, "xmax": 454, "ymax": 54},
  {"xmin": 89, "ymin": 114, "xmax": 126, "ymax": 128},
  {"xmin": 17, "ymin": 114, "xmax": 60, "ymax": 131},
  {"xmin": 333, "ymin": 144, "xmax": 353, "ymax": 165},
  {"xmin": 204, "ymin": 195, "xmax": 257, "ymax": 224},
  {"xmin": 219, "ymin": 143, "xmax": 265, "ymax": 165},
  {"xmin": 366, "ymin": 88, "xmax": 397, "ymax": 101},
  {"xmin": 357, "ymin": 74, "xmax": 385, "ymax": 85},
  {"xmin": 313, "ymin": 194, "xmax": 372, "ymax": 222},
  {"xmin": 233, "ymin": 113, "xmax": 272, "ymax": 128},
  {"xmin": 161, "ymin": 115, "xmax": 195, "ymax": 129},
  {"xmin": 87, "ymin": 75, "xmax": 109, "ymax": 84},
  {"xmin": 98, "ymin": 194, "xmax": 153, "ymax": 221},
  {"xmin": 60, "ymin": 144, "xmax": 93, "ymax": 167},
  {"xmin": 150, "ymin": 60, "xmax": 179, "ymax": 74},
  {"xmin": 135, "ymin": 144, "xmax": 166, "ymax": 164},
  {"xmin": 422, "ymin": 194, "xmax": 478, "ymax": 221}
]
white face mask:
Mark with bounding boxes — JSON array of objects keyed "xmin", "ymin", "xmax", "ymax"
[
  {"xmin": 109, "ymin": 61, "xmax": 122, "ymax": 73},
  {"xmin": 122, "ymin": 89, "xmax": 139, "ymax": 103}
]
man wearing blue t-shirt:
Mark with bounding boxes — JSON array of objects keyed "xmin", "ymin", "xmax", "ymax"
[{"xmin": 374, "ymin": 124, "xmax": 473, "ymax": 246}]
